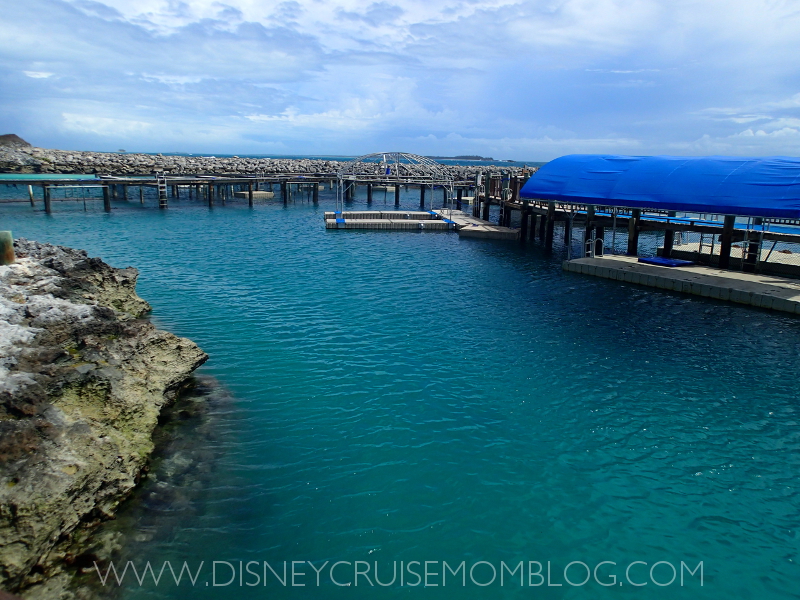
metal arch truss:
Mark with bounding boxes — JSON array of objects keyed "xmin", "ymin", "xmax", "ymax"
[{"xmin": 336, "ymin": 152, "xmax": 455, "ymax": 212}]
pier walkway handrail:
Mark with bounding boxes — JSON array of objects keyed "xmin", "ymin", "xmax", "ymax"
[{"xmin": 336, "ymin": 152, "xmax": 455, "ymax": 212}]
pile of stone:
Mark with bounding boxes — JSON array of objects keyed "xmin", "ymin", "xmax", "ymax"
[{"xmin": 0, "ymin": 137, "xmax": 533, "ymax": 180}]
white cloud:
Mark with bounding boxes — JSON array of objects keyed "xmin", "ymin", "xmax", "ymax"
[
  {"xmin": 697, "ymin": 93, "xmax": 800, "ymax": 151},
  {"xmin": 2, "ymin": 0, "xmax": 800, "ymax": 157},
  {"xmin": 764, "ymin": 93, "xmax": 800, "ymax": 110},
  {"xmin": 141, "ymin": 73, "xmax": 206, "ymax": 85},
  {"xmin": 587, "ymin": 68, "xmax": 661, "ymax": 73},
  {"xmin": 409, "ymin": 132, "xmax": 643, "ymax": 157},
  {"xmin": 737, "ymin": 127, "xmax": 800, "ymax": 138},
  {"xmin": 62, "ymin": 113, "xmax": 153, "ymax": 136}
]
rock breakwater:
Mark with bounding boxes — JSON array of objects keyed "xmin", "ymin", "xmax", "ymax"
[
  {"xmin": 0, "ymin": 144, "xmax": 529, "ymax": 179},
  {"xmin": 0, "ymin": 240, "xmax": 207, "ymax": 598}
]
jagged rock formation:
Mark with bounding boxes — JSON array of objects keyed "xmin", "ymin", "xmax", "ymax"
[
  {"xmin": 0, "ymin": 144, "xmax": 530, "ymax": 179},
  {"xmin": 0, "ymin": 240, "xmax": 207, "ymax": 598}
]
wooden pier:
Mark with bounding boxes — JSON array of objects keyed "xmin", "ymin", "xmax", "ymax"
[{"xmin": 1, "ymin": 173, "xmax": 486, "ymax": 214}]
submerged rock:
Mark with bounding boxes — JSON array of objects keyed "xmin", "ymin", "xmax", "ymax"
[{"xmin": 0, "ymin": 240, "xmax": 208, "ymax": 597}]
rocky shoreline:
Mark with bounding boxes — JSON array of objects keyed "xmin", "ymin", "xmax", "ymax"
[
  {"xmin": 0, "ymin": 240, "xmax": 208, "ymax": 598},
  {"xmin": 0, "ymin": 140, "xmax": 530, "ymax": 178}
]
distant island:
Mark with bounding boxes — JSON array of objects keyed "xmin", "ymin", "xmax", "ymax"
[
  {"xmin": 0, "ymin": 133, "xmax": 32, "ymax": 148},
  {"xmin": 427, "ymin": 155, "xmax": 497, "ymax": 161}
]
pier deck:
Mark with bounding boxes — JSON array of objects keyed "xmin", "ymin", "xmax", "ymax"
[
  {"xmin": 433, "ymin": 209, "xmax": 519, "ymax": 240},
  {"xmin": 564, "ymin": 255, "xmax": 800, "ymax": 314}
]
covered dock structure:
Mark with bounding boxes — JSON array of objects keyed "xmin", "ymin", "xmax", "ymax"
[
  {"xmin": 505, "ymin": 154, "xmax": 800, "ymax": 313},
  {"xmin": 510, "ymin": 154, "xmax": 800, "ymax": 277}
]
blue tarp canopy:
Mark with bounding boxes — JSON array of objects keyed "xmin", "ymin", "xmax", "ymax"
[{"xmin": 519, "ymin": 155, "xmax": 800, "ymax": 219}]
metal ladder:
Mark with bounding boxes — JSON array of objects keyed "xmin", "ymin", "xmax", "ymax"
[
  {"xmin": 585, "ymin": 237, "xmax": 604, "ymax": 257},
  {"xmin": 157, "ymin": 173, "xmax": 168, "ymax": 208}
]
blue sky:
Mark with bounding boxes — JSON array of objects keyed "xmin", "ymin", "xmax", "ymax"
[{"xmin": 1, "ymin": 0, "xmax": 799, "ymax": 160}]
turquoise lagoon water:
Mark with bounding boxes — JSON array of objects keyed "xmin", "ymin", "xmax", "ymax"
[{"xmin": 2, "ymin": 188, "xmax": 800, "ymax": 599}]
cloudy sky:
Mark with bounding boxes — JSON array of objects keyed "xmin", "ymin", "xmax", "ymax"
[{"xmin": 1, "ymin": 0, "xmax": 800, "ymax": 159}]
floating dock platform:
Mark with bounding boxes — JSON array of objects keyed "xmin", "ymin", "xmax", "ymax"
[
  {"xmin": 324, "ymin": 211, "xmax": 453, "ymax": 230},
  {"xmin": 324, "ymin": 210, "xmax": 518, "ymax": 240},
  {"xmin": 233, "ymin": 190, "xmax": 274, "ymax": 199},
  {"xmin": 564, "ymin": 255, "xmax": 800, "ymax": 314}
]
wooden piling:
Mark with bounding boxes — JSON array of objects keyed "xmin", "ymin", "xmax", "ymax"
[
  {"xmin": 594, "ymin": 226, "xmax": 604, "ymax": 255},
  {"xmin": 394, "ymin": 185, "xmax": 400, "ymax": 207},
  {"xmin": 28, "ymin": 185, "xmax": 34, "ymax": 206},
  {"xmin": 520, "ymin": 209, "xmax": 530, "ymax": 243},
  {"xmin": 663, "ymin": 229, "xmax": 674, "ymax": 257},
  {"xmin": 419, "ymin": 185, "xmax": 426, "ymax": 209},
  {"xmin": 366, "ymin": 184, "xmax": 373, "ymax": 204},
  {"xmin": 102, "ymin": 186, "xmax": 111, "ymax": 212},
  {"xmin": 282, "ymin": 181, "xmax": 288, "ymax": 205},
  {"xmin": 313, "ymin": 182, "xmax": 319, "ymax": 204},
  {"xmin": 122, "ymin": 185, "xmax": 128, "ymax": 201},
  {"xmin": 538, "ymin": 212, "xmax": 546, "ymax": 241},
  {"xmin": 456, "ymin": 188, "xmax": 463, "ymax": 210},
  {"xmin": 627, "ymin": 209, "xmax": 641, "ymax": 255},
  {"xmin": 139, "ymin": 186, "xmax": 144, "ymax": 204},
  {"xmin": 545, "ymin": 202, "xmax": 555, "ymax": 251},
  {"xmin": 662, "ymin": 211, "xmax": 676, "ymax": 258},
  {"xmin": 208, "ymin": 183, "xmax": 214, "ymax": 207},
  {"xmin": 248, "ymin": 182, "xmax": 254, "ymax": 207},
  {"xmin": 473, "ymin": 173, "xmax": 481, "ymax": 218},
  {"xmin": 719, "ymin": 214, "xmax": 736, "ymax": 269},
  {"xmin": 482, "ymin": 174, "xmax": 491, "ymax": 221},
  {"xmin": 584, "ymin": 205, "xmax": 596, "ymax": 247}
]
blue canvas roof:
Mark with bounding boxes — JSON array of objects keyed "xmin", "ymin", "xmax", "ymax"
[{"xmin": 519, "ymin": 155, "xmax": 800, "ymax": 218}]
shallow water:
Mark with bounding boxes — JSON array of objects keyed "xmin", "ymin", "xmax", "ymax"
[{"xmin": 3, "ymin": 188, "xmax": 800, "ymax": 599}]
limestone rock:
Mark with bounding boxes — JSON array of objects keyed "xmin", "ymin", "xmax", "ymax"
[{"xmin": 0, "ymin": 240, "xmax": 208, "ymax": 597}]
